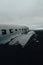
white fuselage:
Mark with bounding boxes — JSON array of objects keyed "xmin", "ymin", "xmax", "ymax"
[
  {"xmin": 0, "ymin": 24, "xmax": 37, "ymax": 47},
  {"xmin": 0, "ymin": 24, "xmax": 29, "ymax": 45}
]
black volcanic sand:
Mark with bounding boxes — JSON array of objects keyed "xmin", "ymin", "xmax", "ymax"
[{"xmin": 0, "ymin": 30, "xmax": 43, "ymax": 65}]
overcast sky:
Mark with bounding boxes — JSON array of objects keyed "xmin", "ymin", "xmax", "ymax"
[{"xmin": 0, "ymin": 0, "xmax": 43, "ymax": 28}]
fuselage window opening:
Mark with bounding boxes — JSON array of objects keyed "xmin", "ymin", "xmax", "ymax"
[
  {"xmin": 24, "ymin": 29, "xmax": 28, "ymax": 34},
  {"xmin": 9, "ymin": 29, "xmax": 13, "ymax": 34},
  {"xmin": 19, "ymin": 29, "xmax": 22, "ymax": 33},
  {"xmin": 19, "ymin": 29, "xmax": 21, "ymax": 30},
  {"xmin": 15, "ymin": 29, "xmax": 17, "ymax": 31},
  {"xmin": 21, "ymin": 29, "xmax": 24, "ymax": 34},
  {"xmin": 1, "ymin": 29, "xmax": 7, "ymax": 35},
  {"xmin": 22, "ymin": 29, "xmax": 23, "ymax": 31}
]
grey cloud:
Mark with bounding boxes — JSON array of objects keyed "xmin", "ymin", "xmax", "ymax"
[{"xmin": 0, "ymin": 0, "xmax": 43, "ymax": 27}]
